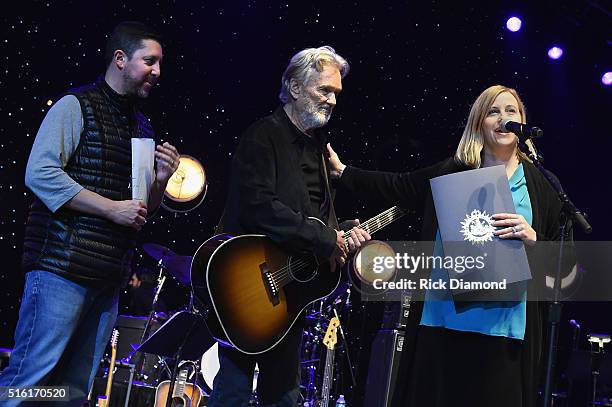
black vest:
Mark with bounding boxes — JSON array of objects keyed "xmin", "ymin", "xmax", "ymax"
[{"xmin": 22, "ymin": 78, "xmax": 155, "ymax": 285}]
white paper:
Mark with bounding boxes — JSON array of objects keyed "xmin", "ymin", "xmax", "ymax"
[{"xmin": 131, "ymin": 138, "xmax": 155, "ymax": 205}]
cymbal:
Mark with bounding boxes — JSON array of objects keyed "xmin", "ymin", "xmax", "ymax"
[
  {"xmin": 164, "ymin": 255, "xmax": 193, "ymax": 285},
  {"xmin": 142, "ymin": 243, "xmax": 176, "ymax": 262},
  {"xmin": 141, "ymin": 243, "xmax": 191, "ymax": 285}
]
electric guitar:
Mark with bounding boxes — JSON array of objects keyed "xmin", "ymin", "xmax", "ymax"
[
  {"xmin": 153, "ymin": 367, "xmax": 203, "ymax": 407},
  {"xmin": 320, "ymin": 316, "xmax": 340, "ymax": 407},
  {"xmin": 97, "ymin": 329, "xmax": 119, "ymax": 407},
  {"xmin": 191, "ymin": 206, "xmax": 405, "ymax": 354}
]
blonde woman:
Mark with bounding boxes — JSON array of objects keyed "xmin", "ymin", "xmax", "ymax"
[{"xmin": 328, "ymin": 85, "xmax": 571, "ymax": 407}]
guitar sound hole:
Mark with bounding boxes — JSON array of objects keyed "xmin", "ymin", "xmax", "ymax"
[
  {"xmin": 287, "ymin": 254, "xmax": 318, "ymax": 283},
  {"xmin": 171, "ymin": 399, "xmax": 185, "ymax": 407}
]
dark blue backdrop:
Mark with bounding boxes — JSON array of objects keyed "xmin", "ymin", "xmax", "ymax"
[{"xmin": 0, "ymin": 0, "xmax": 610, "ymax": 403}]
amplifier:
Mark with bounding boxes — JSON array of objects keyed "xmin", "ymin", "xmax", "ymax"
[
  {"xmin": 106, "ymin": 315, "xmax": 162, "ymax": 384},
  {"xmin": 381, "ymin": 291, "xmax": 411, "ymax": 329},
  {"xmin": 363, "ymin": 329, "xmax": 405, "ymax": 407}
]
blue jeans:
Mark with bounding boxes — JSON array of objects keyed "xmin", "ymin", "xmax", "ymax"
[{"xmin": 0, "ymin": 270, "xmax": 119, "ymax": 407}]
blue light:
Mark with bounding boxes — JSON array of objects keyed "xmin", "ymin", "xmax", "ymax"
[
  {"xmin": 547, "ymin": 46, "xmax": 563, "ymax": 60},
  {"xmin": 506, "ymin": 17, "xmax": 522, "ymax": 32}
]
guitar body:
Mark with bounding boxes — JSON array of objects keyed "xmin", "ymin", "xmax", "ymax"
[
  {"xmin": 153, "ymin": 381, "xmax": 202, "ymax": 407},
  {"xmin": 191, "ymin": 225, "xmax": 341, "ymax": 354},
  {"xmin": 192, "ymin": 207, "xmax": 405, "ymax": 354}
]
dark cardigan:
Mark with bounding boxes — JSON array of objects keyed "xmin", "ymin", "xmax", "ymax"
[{"xmin": 339, "ymin": 157, "xmax": 572, "ymax": 407}]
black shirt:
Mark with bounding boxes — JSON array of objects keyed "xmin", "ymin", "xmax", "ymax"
[
  {"xmin": 221, "ymin": 106, "xmax": 337, "ymax": 258},
  {"xmin": 298, "ymin": 132, "xmax": 325, "ymax": 219}
]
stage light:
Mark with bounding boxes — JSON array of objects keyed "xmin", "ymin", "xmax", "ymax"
[
  {"xmin": 602, "ymin": 72, "xmax": 612, "ymax": 86},
  {"xmin": 162, "ymin": 155, "xmax": 208, "ymax": 213},
  {"xmin": 506, "ymin": 17, "xmax": 522, "ymax": 32},
  {"xmin": 547, "ymin": 46, "xmax": 563, "ymax": 60}
]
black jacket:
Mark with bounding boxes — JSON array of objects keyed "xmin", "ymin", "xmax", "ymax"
[
  {"xmin": 221, "ymin": 107, "xmax": 337, "ymax": 258},
  {"xmin": 22, "ymin": 78, "xmax": 153, "ymax": 285},
  {"xmin": 340, "ymin": 157, "xmax": 573, "ymax": 407}
]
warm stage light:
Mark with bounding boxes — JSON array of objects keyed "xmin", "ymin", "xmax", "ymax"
[
  {"xmin": 162, "ymin": 155, "xmax": 207, "ymax": 213},
  {"xmin": 547, "ymin": 46, "xmax": 563, "ymax": 60},
  {"xmin": 506, "ymin": 17, "xmax": 522, "ymax": 32},
  {"xmin": 165, "ymin": 155, "xmax": 206, "ymax": 202},
  {"xmin": 602, "ymin": 72, "xmax": 612, "ymax": 86}
]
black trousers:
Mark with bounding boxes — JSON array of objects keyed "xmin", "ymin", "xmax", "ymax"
[
  {"xmin": 408, "ymin": 325, "xmax": 525, "ymax": 407},
  {"xmin": 207, "ymin": 318, "xmax": 304, "ymax": 406}
]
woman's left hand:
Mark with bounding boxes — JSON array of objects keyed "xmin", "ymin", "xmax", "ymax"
[{"xmin": 492, "ymin": 213, "xmax": 537, "ymax": 246}]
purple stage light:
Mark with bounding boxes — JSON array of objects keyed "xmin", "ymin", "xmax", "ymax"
[
  {"xmin": 506, "ymin": 17, "xmax": 522, "ymax": 32},
  {"xmin": 602, "ymin": 72, "xmax": 612, "ymax": 86},
  {"xmin": 547, "ymin": 46, "xmax": 563, "ymax": 60}
]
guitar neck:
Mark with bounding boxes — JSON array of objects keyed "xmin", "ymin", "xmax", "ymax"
[
  {"xmin": 172, "ymin": 370, "xmax": 188, "ymax": 398},
  {"xmin": 343, "ymin": 206, "xmax": 405, "ymax": 243},
  {"xmin": 320, "ymin": 348, "xmax": 335, "ymax": 407},
  {"xmin": 104, "ymin": 347, "xmax": 117, "ymax": 401}
]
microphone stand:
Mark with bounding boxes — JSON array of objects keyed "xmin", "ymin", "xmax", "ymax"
[
  {"xmin": 516, "ymin": 138, "xmax": 592, "ymax": 407},
  {"xmin": 334, "ymin": 302, "xmax": 357, "ymax": 388},
  {"xmin": 133, "ymin": 259, "xmax": 167, "ymax": 382}
]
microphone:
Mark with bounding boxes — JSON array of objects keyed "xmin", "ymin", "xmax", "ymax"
[{"xmin": 501, "ymin": 119, "xmax": 544, "ymax": 142}]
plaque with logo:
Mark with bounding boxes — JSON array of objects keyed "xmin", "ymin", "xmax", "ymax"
[{"xmin": 430, "ymin": 165, "xmax": 531, "ymax": 297}]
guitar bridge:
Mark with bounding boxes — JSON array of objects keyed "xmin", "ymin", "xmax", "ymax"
[{"xmin": 260, "ymin": 263, "xmax": 280, "ymax": 305}]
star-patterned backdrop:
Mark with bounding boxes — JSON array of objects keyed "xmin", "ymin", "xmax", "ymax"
[{"xmin": 0, "ymin": 0, "xmax": 610, "ymax": 401}]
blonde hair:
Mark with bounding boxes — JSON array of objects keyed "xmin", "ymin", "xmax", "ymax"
[
  {"xmin": 279, "ymin": 46, "xmax": 349, "ymax": 104},
  {"xmin": 455, "ymin": 85, "xmax": 530, "ymax": 168}
]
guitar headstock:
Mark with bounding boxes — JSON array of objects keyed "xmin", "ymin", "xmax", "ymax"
[
  {"xmin": 110, "ymin": 329, "xmax": 119, "ymax": 349},
  {"xmin": 323, "ymin": 316, "xmax": 340, "ymax": 350}
]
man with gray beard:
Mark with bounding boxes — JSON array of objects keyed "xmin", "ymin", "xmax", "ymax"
[{"xmin": 209, "ymin": 46, "xmax": 370, "ymax": 406}]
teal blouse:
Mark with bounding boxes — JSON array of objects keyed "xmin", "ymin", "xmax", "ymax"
[{"xmin": 419, "ymin": 163, "xmax": 532, "ymax": 340}]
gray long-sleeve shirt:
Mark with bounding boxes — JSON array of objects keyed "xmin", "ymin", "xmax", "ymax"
[{"xmin": 25, "ymin": 95, "xmax": 84, "ymax": 212}]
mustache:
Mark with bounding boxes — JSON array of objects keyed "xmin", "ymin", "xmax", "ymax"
[{"xmin": 318, "ymin": 106, "xmax": 332, "ymax": 115}]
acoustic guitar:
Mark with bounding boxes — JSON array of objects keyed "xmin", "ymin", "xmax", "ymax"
[
  {"xmin": 154, "ymin": 367, "xmax": 203, "ymax": 407},
  {"xmin": 191, "ymin": 206, "xmax": 405, "ymax": 354}
]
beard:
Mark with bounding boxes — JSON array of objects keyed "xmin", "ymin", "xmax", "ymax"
[
  {"xmin": 122, "ymin": 70, "xmax": 153, "ymax": 99},
  {"xmin": 299, "ymin": 101, "xmax": 332, "ymax": 130}
]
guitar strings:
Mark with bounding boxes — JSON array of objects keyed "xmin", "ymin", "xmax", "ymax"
[
  {"xmin": 271, "ymin": 209, "xmax": 404, "ymax": 286},
  {"xmin": 268, "ymin": 206, "xmax": 405, "ymax": 287},
  {"xmin": 269, "ymin": 207, "xmax": 405, "ymax": 286}
]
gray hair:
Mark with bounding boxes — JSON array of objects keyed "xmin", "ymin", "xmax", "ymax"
[{"xmin": 279, "ymin": 46, "xmax": 350, "ymax": 104}]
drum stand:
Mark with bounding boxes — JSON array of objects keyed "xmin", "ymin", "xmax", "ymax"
[
  {"xmin": 300, "ymin": 300, "xmax": 325, "ymax": 406},
  {"xmin": 131, "ymin": 259, "xmax": 171, "ymax": 383}
]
